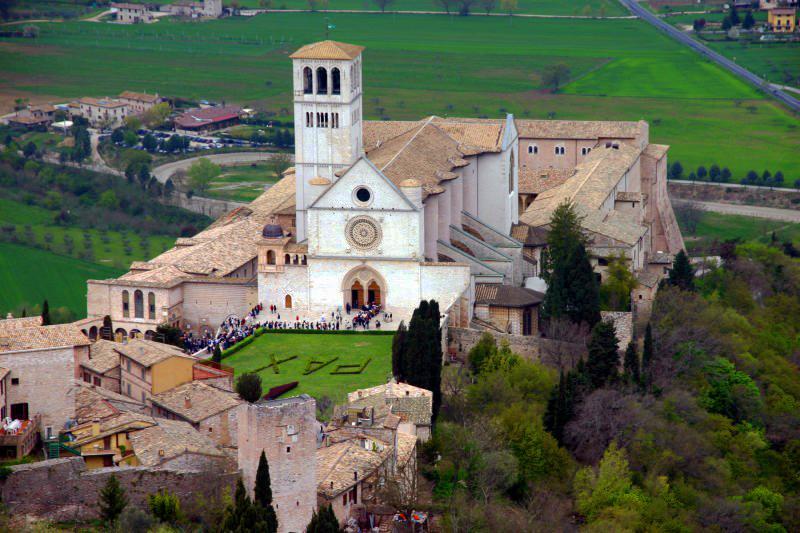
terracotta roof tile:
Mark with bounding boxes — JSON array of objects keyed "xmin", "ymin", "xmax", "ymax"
[
  {"xmin": 516, "ymin": 119, "xmax": 643, "ymax": 140},
  {"xmin": 316, "ymin": 439, "xmax": 391, "ymax": 498},
  {"xmin": 114, "ymin": 338, "xmax": 192, "ymax": 367},
  {"xmin": 129, "ymin": 418, "xmax": 224, "ymax": 467},
  {"xmin": 0, "ymin": 318, "xmax": 89, "ymax": 353},
  {"xmin": 150, "ymin": 381, "xmax": 242, "ymax": 424},
  {"xmin": 519, "ymin": 166, "xmax": 574, "ymax": 195},
  {"xmin": 474, "ymin": 283, "xmax": 544, "ymax": 308},
  {"xmin": 290, "ymin": 40, "xmax": 365, "ymax": 60},
  {"xmin": 83, "ymin": 340, "xmax": 122, "ymax": 374}
]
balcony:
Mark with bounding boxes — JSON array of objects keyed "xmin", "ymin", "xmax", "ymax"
[{"xmin": 0, "ymin": 413, "xmax": 40, "ymax": 459}]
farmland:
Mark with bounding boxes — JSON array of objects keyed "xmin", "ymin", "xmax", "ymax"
[
  {"xmin": 0, "ymin": 12, "xmax": 798, "ymax": 181},
  {"xmin": 222, "ymin": 332, "xmax": 394, "ymax": 402}
]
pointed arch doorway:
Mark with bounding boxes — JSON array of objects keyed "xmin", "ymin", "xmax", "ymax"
[{"xmin": 342, "ymin": 266, "xmax": 387, "ymax": 310}]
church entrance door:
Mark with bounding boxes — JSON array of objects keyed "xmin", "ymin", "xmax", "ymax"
[
  {"xmin": 367, "ymin": 281, "xmax": 381, "ymax": 306},
  {"xmin": 351, "ymin": 281, "xmax": 364, "ymax": 308}
]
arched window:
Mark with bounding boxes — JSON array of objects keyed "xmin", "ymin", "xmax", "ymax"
[
  {"xmin": 528, "ymin": 144, "xmax": 538, "ymax": 155},
  {"xmin": 284, "ymin": 253, "xmax": 291, "ymax": 264},
  {"xmin": 122, "ymin": 290, "xmax": 130, "ymax": 318},
  {"xmin": 331, "ymin": 68, "xmax": 341, "ymax": 95},
  {"xmin": 134, "ymin": 290, "xmax": 144, "ymax": 319},
  {"xmin": 285, "ymin": 295, "xmax": 293, "ymax": 309},
  {"xmin": 301, "ymin": 255, "xmax": 307, "ymax": 265},
  {"xmin": 316, "ymin": 67, "xmax": 327, "ymax": 95},
  {"xmin": 293, "ymin": 255, "xmax": 299, "ymax": 265},
  {"xmin": 303, "ymin": 67, "xmax": 313, "ymax": 94},
  {"xmin": 148, "ymin": 292, "xmax": 156, "ymax": 320},
  {"xmin": 555, "ymin": 146, "xmax": 565, "ymax": 156},
  {"xmin": 267, "ymin": 250, "xmax": 276, "ymax": 265}
]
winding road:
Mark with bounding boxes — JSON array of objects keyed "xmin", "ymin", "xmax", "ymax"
[
  {"xmin": 618, "ymin": 0, "xmax": 800, "ymax": 113},
  {"xmin": 151, "ymin": 151, "xmax": 291, "ymax": 183}
]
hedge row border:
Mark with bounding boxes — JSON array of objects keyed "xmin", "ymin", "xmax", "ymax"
[{"xmin": 303, "ymin": 357, "xmax": 339, "ymax": 376}]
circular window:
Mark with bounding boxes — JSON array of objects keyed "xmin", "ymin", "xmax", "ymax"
[
  {"xmin": 354, "ymin": 186, "xmax": 372, "ymax": 205},
  {"xmin": 345, "ymin": 216, "xmax": 382, "ymax": 250}
]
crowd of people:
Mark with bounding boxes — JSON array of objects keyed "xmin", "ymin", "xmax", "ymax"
[{"xmin": 181, "ymin": 301, "xmax": 392, "ymax": 355}]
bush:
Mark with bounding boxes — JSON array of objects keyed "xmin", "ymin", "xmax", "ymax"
[
  {"xmin": 116, "ymin": 506, "xmax": 153, "ymax": 533},
  {"xmin": 148, "ymin": 489, "xmax": 182, "ymax": 525},
  {"xmin": 236, "ymin": 372, "xmax": 263, "ymax": 403}
]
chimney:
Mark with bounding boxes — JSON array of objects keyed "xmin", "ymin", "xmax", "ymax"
[
  {"xmin": 353, "ymin": 471, "xmax": 358, "ymax": 481},
  {"xmin": 184, "ymin": 395, "xmax": 191, "ymax": 409},
  {"xmin": 91, "ymin": 418, "xmax": 100, "ymax": 436}
]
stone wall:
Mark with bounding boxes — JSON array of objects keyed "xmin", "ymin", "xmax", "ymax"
[{"xmin": 0, "ymin": 457, "xmax": 237, "ymax": 522}]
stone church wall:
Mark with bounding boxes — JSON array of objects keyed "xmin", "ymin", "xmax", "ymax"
[
  {"xmin": 0, "ymin": 457, "xmax": 237, "ymax": 522},
  {"xmin": 259, "ymin": 265, "xmax": 311, "ymax": 314},
  {"xmin": 182, "ymin": 282, "xmax": 257, "ymax": 334}
]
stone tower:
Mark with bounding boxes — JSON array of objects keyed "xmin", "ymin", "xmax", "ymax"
[
  {"xmin": 290, "ymin": 40, "xmax": 365, "ymax": 242},
  {"xmin": 237, "ymin": 395, "xmax": 317, "ymax": 533}
]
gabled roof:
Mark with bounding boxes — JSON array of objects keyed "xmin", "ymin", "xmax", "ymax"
[
  {"xmin": 70, "ymin": 411, "xmax": 156, "ymax": 447},
  {"xmin": 290, "ymin": 40, "xmax": 365, "ymax": 60},
  {"xmin": 129, "ymin": 419, "xmax": 225, "ymax": 467},
  {"xmin": 114, "ymin": 339, "xmax": 193, "ymax": 368},
  {"xmin": 150, "ymin": 381, "xmax": 242, "ymax": 424},
  {"xmin": 317, "ymin": 439, "xmax": 392, "ymax": 498},
  {"xmin": 83, "ymin": 339, "xmax": 122, "ymax": 375},
  {"xmin": 516, "ymin": 119, "xmax": 644, "ymax": 140},
  {"xmin": 474, "ymin": 283, "xmax": 545, "ymax": 308},
  {"xmin": 0, "ymin": 317, "xmax": 89, "ymax": 353}
]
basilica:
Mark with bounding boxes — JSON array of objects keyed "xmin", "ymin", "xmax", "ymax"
[{"xmin": 84, "ymin": 40, "xmax": 683, "ymax": 340}]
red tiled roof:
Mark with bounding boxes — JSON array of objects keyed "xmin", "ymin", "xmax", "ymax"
[{"xmin": 174, "ymin": 105, "xmax": 241, "ymax": 129}]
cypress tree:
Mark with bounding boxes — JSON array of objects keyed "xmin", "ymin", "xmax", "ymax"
[
  {"xmin": 585, "ymin": 320, "xmax": 620, "ymax": 389},
  {"xmin": 98, "ymin": 474, "xmax": 128, "ymax": 525},
  {"xmin": 428, "ymin": 300, "xmax": 443, "ymax": 421},
  {"xmin": 391, "ymin": 321, "xmax": 408, "ymax": 381},
  {"xmin": 565, "ymin": 243, "xmax": 601, "ymax": 327},
  {"xmin": 41, "ymin": 299, "xmax": 51, "ymax": 326},
  {"xmin": 544, "ymin": 371, "xmax": 567, "ymax": 444},
  {"xmin": 623, "ymin": 341, "xmax": 640, "ymax": 386},
  {"xmin": 667, "ymin": 250, "xmax": 695, "ymax": 291},
  {"xmin": 254, "ymin": 451, "xmax": 278, "ymax": 533},
  {"xmin": 212, "ymin": 344, "xmax": 222, "ymax": 364},
  {"xmin": 641, "ymin": 323, "xmax": 654, "ymax": 390},
  {"xmin": 306, "ymin": 503, "xmax": 340, "ymax": 532}
]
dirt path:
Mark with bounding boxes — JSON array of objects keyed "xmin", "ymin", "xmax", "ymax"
[{"xmin": 672, "ymin": 198, "xmax": 800, "ymax": 223}]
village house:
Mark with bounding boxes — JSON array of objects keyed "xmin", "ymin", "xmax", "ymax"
[
  {"xmin": 80, "ymin": 339, "xmax": 122, "ymax": 393},
  {"xmin": 7, "ymin": 104, "xmax": 56, "ymax": 130},
  {"xmin": 472, "ymin": 283, "xmax": 544, "ymax": 336},
  {"xmin": 162, "ymin": 0, "xmax": 223, "ymax": 18},
  {"xmin": 111, "ymin": 2, "xmax": 155, "ymax": 24},
  {"xmin": 116, "ymin": 339, "xmax": 196, "ymax": 404},
  {"xmin": 66, "ymin": 412, "xmax": 156, "ymax": 468},
  {"xmin": 768, "ymin": 7, "xmax": 797, "ymax": 31},
  {"xmin": 128, "ymin": 418, "xmax": 230, "ymax": 469},
  {"xmin": 74, "ymin": 97, "xmax": 129, "ymax": 128},
  {"xmin": 74, "ymin": 380, "xmax": 146, "ymax": 426},
  {"xmin": 117, "ymin": 90, "xmax": 161, "ymax": 115},
  {"xmin": 150, "ymin": 380, "xmax": 242, "ymax": 448},
  {"xmin": 0, "ymin": 316, "xmax": 89, "ymax": 446},
  {"xmin": 344, "ymin": 380, "xmax": 433, "ymax": 441}
]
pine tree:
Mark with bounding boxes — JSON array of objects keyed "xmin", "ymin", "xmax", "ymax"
[
  {"xmin": 585, "ymin": 320, "xmax": 620, "ymax": 389},
  {"xmin": 667, "ymin": 250, "xmax": 695, "ymax": 291},
  {"xmin": 254, "ymin": 451, "xmax": 278, "ymax": 533},
  {"xmin": 391, "ymin": 321, "xmax": 408, "ymax": 380},
  {"xmin": 623, "ymin": 341, "xmax": 640, "ymax": 386},
  {"xmin": 641, "ymin": 323, "xmax": 654, "ymax": 391},
  {"xmin": 306, "ymin": 503, "xmax": 340, "ymax": 532},
  {"xmin": 98, "ymin": 474, "xmax": 128, "ymax": 525},
  {"xmin": 41, "ymin": 299, "xmax": 51, "ymax": 326}
]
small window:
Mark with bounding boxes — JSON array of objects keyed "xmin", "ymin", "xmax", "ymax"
[
  {"xmin": 286, "ymin": 446, "xmax": 291, "ymax": 453},
  {"xmin": 11, "ymin": 378, "xmax": 19, "ymax": 386},
  {"xmin": 528, "ymin": 145, "xmax": 538, "ymax": 154},
  {"xmin": 93, "ymin": 377, "xmax": 101, "ymax": 386},
  {"xmin": 354, "ymin": 187, "xmax": 371, "ymax": 204}
]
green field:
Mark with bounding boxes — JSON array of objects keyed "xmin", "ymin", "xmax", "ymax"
[
  {"xmin": 1, "ymin": 13, "xmax": 797, "ymax": 181},
  {"xmin": 679, "ymin": 211, "xmax": 800, "ymax": 254},
  {"xmin": 206, "ymin": 163, "xmax": 281, "ymax": 203},
  {"xmin": 141, "ymin": 0, "xmax": 626, "ymax": 16},
  {"xmin": 0, "ymin": 241, "xmax": 123, "ymax": 318},
  {"xmin": 223, "ymin": 332, "xmax": 393, "ymax": 401}
]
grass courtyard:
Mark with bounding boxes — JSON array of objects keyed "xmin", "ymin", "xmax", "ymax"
[
  {"xmin": 205, "ymin": 163, "xmax": 282, "ymax": 203},
  {"xmin": 0, "ymin": 13, "xmax": 797, "ymax": 181},
  {"xmin": 222, "ymin": 332, "xmax": 394, "ymax": 402}
]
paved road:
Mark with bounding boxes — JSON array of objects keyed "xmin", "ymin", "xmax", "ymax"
[
  {"xmin": 673, "ymin": 198, "xmax": 800, "ymax": 223},
  {"xmin": 259, "ymin": 8, "xmax": 636, "ymax": 18},
  {"xmin": 152, "ymin": 151, "xmax": 291, "ymax": 183},
  {"xmin": 619, "ymin": 0, "xmax": 800, "ymax": 113},
  {"xmin": 669, "ymin": 179, "xmax": 800, "ymax": 193}
]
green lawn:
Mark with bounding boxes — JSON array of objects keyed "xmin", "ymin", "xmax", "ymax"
[
  {"xmin": 1, "ymin": 13, "xmax": 798, "ymax": 181},
  {"xmin": 223, "ymin": 332, "xmax": 394, "ymax": 402},
  {"xmin": 0, "ymin": 241, "xmax": 123, "ymax": 318},
  {"xmin": 680, "ymin": 211, "xmax": 800, "ymax": 254},
  {"xmin": 206, "ymin": 163, "xmax": 281, "ymax": 203}
]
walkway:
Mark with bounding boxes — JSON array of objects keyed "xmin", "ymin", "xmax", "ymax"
[
  {"xmin": 672, "ymin": 198, "xmax": 800, "ymax": 223},
  {"xmin": 151, "ymin": 151, "xmax": 292, "ymax": 183},
  {"xmin": 618, "ymin": 0, "xmax": 800, "ymax": 112}
]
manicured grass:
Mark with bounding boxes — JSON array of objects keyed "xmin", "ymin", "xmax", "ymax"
[
  {"xmin": 0, "ymin": 241, "xmax": 123, "ymax": 318},
  {"xmin": 0, "ymin": 198, "xmax": 176, "ymax": 270},
  {"xmin": 679, "ymin": 211, "xmax": 800, "ymax": 254},
  {"xmin": 206, "ymin": 163, "xmax": 280, "ymax": 202},
  {"xmin": 1, "ymin": 13, "xmax": 798, "ymax": 181},
  {"xmin": 223, "ymin": 332, "xmax": 394, "ymax": 401},
  {"xmin": 704, "ymin": 40, "xmax": 800, "ymax": 89}
]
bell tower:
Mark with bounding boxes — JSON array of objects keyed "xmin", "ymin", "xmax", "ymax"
[{"xmin": 291, "ymin": 40, "xmax": 365, "ymax": 242}]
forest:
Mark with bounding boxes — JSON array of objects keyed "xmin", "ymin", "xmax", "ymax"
[{"xmin": 424, "ymin": 238, "xmax": 800, "ymax": 531}]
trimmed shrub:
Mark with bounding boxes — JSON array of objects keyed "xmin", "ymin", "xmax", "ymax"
[
  {"xmin": 303, "ymin": 357, "xmax": 339, "ymax": 375},
  {"xmin": 331, "ymin": 358, "xmax": 372, "ymax": 375}
]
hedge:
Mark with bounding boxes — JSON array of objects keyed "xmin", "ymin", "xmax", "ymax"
[
  {"xmin": 251, "ymin": 354, "xmax": 298, "ymax": 375},
  {"xmin": 264, "ymin": 381, "xmax": 299, "ymax": 401},
  {"xmin": 331, "ymin": 357, "xmax": 372, "ymax": 375},
  {"xmin": 303, "ymin": 357, "xmax": 339, "ymax": 376}
]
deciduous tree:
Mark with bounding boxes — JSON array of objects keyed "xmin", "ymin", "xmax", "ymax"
[
  {"xmin": 541, "ymin": 63, "xmax": 571, "ymax": 92},
  {"xmin": 188, "ymin": 157, "xmax": 221, "ymax": 193}
]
